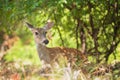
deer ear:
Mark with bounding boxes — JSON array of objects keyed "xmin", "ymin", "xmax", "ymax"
[
  {"xmin": 44, "ymin": 21, "xmax": 54, "ymax": 30},
  {"xmin": 25, "ymin": 22, "xmax": 34, "ymax": 30}
]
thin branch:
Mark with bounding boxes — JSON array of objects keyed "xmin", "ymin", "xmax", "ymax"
[
  {"xmin": 53, "ymin": 13, "xmax": 64, "ymax": 46},
  {"xmin": 75, "ymin": 21, "xmax": 79, "ymax": 49},
  {"xmin": 104, "ymin": 40, "xmax": 120, "ymax": 62}
]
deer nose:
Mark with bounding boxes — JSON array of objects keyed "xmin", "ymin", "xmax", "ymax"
[{"xmin": 43, "ymin": 40, "xmax": 49, "ymax": 44}]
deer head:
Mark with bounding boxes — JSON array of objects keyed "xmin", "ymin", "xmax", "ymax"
[{"xmin": 26, "ymin": 21, "xmax": 54, "ymax": 46}]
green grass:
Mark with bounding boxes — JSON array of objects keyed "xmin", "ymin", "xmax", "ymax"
[{"xmin": 4, "ymin": 40, "xmax": 40, "ymax": 65}]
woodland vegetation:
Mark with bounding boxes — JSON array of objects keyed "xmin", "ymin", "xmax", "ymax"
[{"xmin": 0, "ymin": 0, "xmax": 120, "ymax": 80}]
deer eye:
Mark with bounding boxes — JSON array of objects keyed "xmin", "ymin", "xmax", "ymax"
[
  {"xmin": 43, "ymin": 31, "xmax": 47, "ymax": 35},
  {"xmin": 35, "ymin": 32, "xmax": 38, "ymax": 35},
  {"xmin": 45, "ymin": 32, "xmax": 47, "ymax": 34}
]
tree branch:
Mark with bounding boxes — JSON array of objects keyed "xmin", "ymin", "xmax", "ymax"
[{"xmin": 54, "ymin": 13, "xmax": 64, "ymax": 46}]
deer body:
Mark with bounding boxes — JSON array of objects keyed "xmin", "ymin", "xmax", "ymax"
[
  {"xmin": 37, "ymin": 45, "xmax": 86, "ymax": 64},
  {"xmin": 26, "ymin": 21, "xmax": 87, "ymax": 67}
]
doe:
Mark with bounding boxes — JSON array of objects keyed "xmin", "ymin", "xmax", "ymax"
[{"xmin": 26, "ymin": 21, "xmax": 87, "ymax": 68}]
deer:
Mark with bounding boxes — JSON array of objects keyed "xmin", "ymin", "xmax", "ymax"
[{"xmin": 26, "ymin": 21, "xmax": 87, "ymax": 73}]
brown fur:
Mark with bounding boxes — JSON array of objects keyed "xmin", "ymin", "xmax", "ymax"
[{"xmin": 26, "ymin": 21, "xmax": 87, "ymax": 67}]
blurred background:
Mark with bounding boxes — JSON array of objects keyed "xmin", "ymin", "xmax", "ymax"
[{"xmin": 0, "ymin": 0, "xmax": 120, "ymax": 80}]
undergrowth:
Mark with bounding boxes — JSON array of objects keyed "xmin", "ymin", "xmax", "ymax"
[{"xmin": 0, "ymin": 40, "xmax": 120, "ymax": 80}]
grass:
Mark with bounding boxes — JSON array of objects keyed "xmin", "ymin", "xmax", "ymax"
[{"xmin": 4, "ymin": 40, "xmax": 40, "ymax": 65}]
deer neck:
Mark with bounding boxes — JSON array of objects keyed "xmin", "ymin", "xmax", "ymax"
[{"xmin": 36, "ymin": 43, "xmax": 50, "ymax": 63}]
